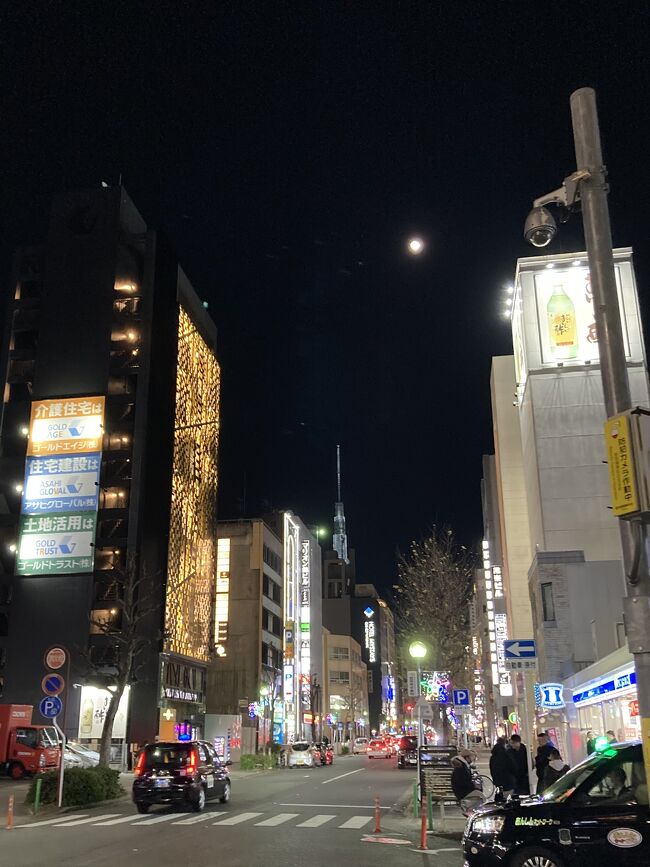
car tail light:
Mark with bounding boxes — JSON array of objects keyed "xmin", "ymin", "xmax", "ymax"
[
  {"xmin": 134, "ymin": 751, "xmax": 146, "ymax": 777},
  {"xmin": 187, "ymin": 749, "xmax": 198, "ymax": 775}
]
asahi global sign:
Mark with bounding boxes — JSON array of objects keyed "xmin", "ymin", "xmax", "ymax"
[{"xmin": 160, "ymin": 656, "xmax": 206, "ymax": 706}]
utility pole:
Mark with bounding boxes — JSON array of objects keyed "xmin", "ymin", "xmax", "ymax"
[{"xmin": 570, "ymin": 87, "xmax": 650, "ymax": 781}]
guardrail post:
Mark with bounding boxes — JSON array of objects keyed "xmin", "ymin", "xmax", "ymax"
[
  {"xmin": 413, "ymin": 783, "xmax": 419, "ymax": 817},
  {"xmin": 34, "ymin": 778, "xmax": 42, "ymax": 815},
  {"xmin": 7, "ymin": 795, "xmax": 14, "ymax": 830},
  {"xmin": 418, "ymin": 798, "xmax": 427, "ymax": 850},
  {"xmin": 427, "ymin": 793, "xmax": 433, "ymax": 831},
  {"xmin": 374, "ymin": 796, "xmax": 381, "ymax": 833}
]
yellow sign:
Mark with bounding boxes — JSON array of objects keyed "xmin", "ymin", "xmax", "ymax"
[
  {"xmin": 605, "ymin": 414, "xmax": 639, "ymax": 517},
  {"xmin": 27, "ymin": 397, "xmax": 105, "ymax": 456}
]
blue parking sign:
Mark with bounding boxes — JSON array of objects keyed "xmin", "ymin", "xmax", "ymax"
[
  {"xmin": 453, "ymin": 688, "xmax": 470, "ymax": 706},
  {"xmin": 39, "ymin": 696, "xmax": 62, "ymax": 718}
]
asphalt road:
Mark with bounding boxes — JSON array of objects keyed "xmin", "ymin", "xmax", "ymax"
[{"xmin": 1, "ymin": 755, "xmax": 465, "ymax": 867}]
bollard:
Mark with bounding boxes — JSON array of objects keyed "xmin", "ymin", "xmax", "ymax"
[
  {"xmin": 7, "ymin": 794, "xmax": 14, "ymax": 830},
  {"xmin": 374, "ymin": 796, "xmax": 381, "ymax": 833},
  {"xmin": 34, "ymin": 778, "xmax": 42, "ymax": 816},
  {"xmin": 418, "ymin": 798, "xmax": 427, "ymax": 850},
  {"xmin": 427, "ymin": 793, "xmax": 433, "ymax": 831},
  {"xmin": 413, "ymin": 783, "xmax": 419, "ymax": 818}
]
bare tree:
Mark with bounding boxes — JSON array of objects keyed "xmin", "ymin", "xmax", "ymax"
[
  {"xmin": 259, "ymin": 665, "xmax": 281, "ymax": 754},
  {"xmin": 87, "ymin": 555, "xmax": 161, "ymax": 767},
  {"xmin": 393, "ymin": 527, "xmax": 476, "ymax": 731}
]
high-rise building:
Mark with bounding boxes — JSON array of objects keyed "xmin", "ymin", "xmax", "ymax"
[{"xmin": 0, "ymin": 187, "xmax": 220, "ymax": 748}]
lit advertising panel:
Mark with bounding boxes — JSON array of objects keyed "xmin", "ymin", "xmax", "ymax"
[
  {"xmin": 512, "ymin": 249, "xmax": 644, "ymax": 397},
  {"xmin": 78, "ymin": 685, "xmax": 130, "ymax": 740},
  {"xmin": 17, "ymin": 396, "xmax": 104, "ymax": 576}
]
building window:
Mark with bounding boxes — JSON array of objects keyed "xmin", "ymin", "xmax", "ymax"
[
  {"xmin": 541, "ymin": 582, "xmax": 556, "ymax": 623},
  {"xmin": 328, "ymin": 581, "xmax": 343, "ymax": 599},
  {"xmin": 329, "ymin": 646, "xmax": 349, "ymax": 660},
  {"xmin": 263, "ymin": 544, "xmax": 282, "ymax": 576},
  {"xmin": 368, "ymin": 670, "xmax": 374, "ymax": 693},
  {"xmin": 329, "ymin": 670, "xmax": 350, "ymax": 684},
  {"xmin": 615, "ymin": 622, "xmax": 626, "ymax": 648}
]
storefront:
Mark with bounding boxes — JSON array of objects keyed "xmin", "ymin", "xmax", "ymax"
[
  {"xmin": 564, "ymin": 647, "xmax": 639, "ymax": 763},
  {"xmin": 158, "ymin": 653, "xmax": 207, "ymax": 741}
]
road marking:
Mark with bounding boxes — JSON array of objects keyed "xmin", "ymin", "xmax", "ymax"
[
  {"xmin": 94, "ymin": 815, "xmax": 155, "ymax": 826},
  {"xmin": 339, "ymin": 816, "xmax": 371, "ymax": 829},
  {"xmin": 56, "ymin": 814, "xmax": 120, "ymax": 827},
  {"xmin": 214, "ymin": 812, "xmax": 263, "ymax": 825},
  {"xmin": 139, "ymin": 813, "xmax": 189, "ymax": 824},
  {"xmin": 254, "ymin": 813, "xmax": 299, "ymax": 827},
  {"xmin": 297, "ymin": 814, "xmax": 336, "ymax": 828},
  {"xmin": 279, "ymin": 803, "xmax": 389, "ymax": 809},
  {"xmin": 172, "ymin": 812, "xmax": 224, "ymax": 825},
  {"xmin": 321, "ymin": 768, "xmax": 364, "ymax": 785},
  {"xmin": 17, "ymin": 815, "xmax": 88, "ymax": 829},
  {"xmin": 408, "ymin": 848, "xmax": 460, "ymax": 855}
]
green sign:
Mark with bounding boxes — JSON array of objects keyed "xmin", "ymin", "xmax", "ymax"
[{"xmin": 17, "ymin": 512, "xmax": 97, "ymax": 576}]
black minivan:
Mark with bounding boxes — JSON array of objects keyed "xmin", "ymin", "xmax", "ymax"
[
  {"xmin": 463, "ymin": 741, "xmax": 649, "ymax": 867},
  {"xmin": 133, "ymin": 741, "xmax": 231, "ymax": 813}
]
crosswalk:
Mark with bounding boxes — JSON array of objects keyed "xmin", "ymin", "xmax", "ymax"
[{"xmin": 17, "ymin": 810, "xmax": 376, "ymax": 832}]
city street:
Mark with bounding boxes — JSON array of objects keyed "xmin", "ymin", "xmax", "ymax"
[{"xmin": 2, "ymin": 756, "xmax": 464, "ymax": 867}]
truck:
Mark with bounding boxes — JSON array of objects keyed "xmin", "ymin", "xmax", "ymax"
[{"xmin": 0, "ymin": 704, "xmax": 61, "ymax": 779}]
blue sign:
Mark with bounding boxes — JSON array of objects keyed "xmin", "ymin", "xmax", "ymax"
[
  {"xmin": 22, "ymin": 453, "xmax": 101, "ymax": 514},
  {"xmin": 453, "ymin": 688, "xmax": 471, "ymax": 706},
  {"xmin": 363, "ymin": 606, "xmax": 374, "ymax": 618},
  {"xmin": 573, "ymin": 668, "xmax": 636, "ymax": 707},
  {"xmin": 42, "ymin": 674, "xmax": 65, "ymax": 696},
  {"xmin": 504, "ymin": 639, "xmax": 537, "ymax": 659},
  {"xmin": 39, "ymin": 696, "xmax": 62, "ymax": 718},
  {"xmin": 537, "ymin": 683, "xmax": 565, "ymax": 710}
]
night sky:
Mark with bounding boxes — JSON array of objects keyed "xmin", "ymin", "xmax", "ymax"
[{"xmin": 3, "ymin": 4, "xmax": 650, "ymax": 594}]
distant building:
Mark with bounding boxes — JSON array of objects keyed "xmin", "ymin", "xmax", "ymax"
[
  {"xmin": 323, "ymin": 632, "xmax": 368, "ymax": 741},
  {"xmin": 0, "ymin": 186, "xmax": 220, "ymax": 749}
]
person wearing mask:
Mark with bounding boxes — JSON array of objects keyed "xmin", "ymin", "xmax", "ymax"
[
  {"xmin": 541, "ymin": 749, "xmax": 570, "ymax": 791},
  {"xmin": 451, "ymin": 748, "xmax": 483, "ymax": 814},
  {"xmin": 490, "ymin": 737, "xmax": 516, "ymax": 796},
  {"xmin": 606, "ymin": 730, "xmax": 616, "ymax": 743},
  {"xmin": 585, "ymin": 730, "xmax": 596, "ymax": 755},
  {"xmin": 507, "ymin": 734, "xmax": 530, "ymax": 795},
  {"xmin": 534, "ymin": 731, "xmax": 555, "ymax": 795}
]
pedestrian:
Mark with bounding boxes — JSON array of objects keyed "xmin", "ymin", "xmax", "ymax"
[
  {"xmin": 606, "ymin": 730, "xmax": 616, "ymax": 744},
  {"xmin": 451, "ymin": 748, "xmax": 483, "ymax": 815},
  {"xmin": 507, "ymin": 734, "xmax": 530, "ymax": 795},
  {"xmin": 534, "ymin": 731, "xmax": 555, "ymax": 795},
  {"xmin": 490, "ymin": 737, "xmax": 515, "ymax": 796},
  {"xmin": 585, "ymin": 730, "xmax": 596, "ymax": 755},
  {"xmin": 541, "ymin": 748, "xmax": 570, "ymax": 791}
]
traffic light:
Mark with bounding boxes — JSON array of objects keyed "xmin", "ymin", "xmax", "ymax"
[{"xmin": 404, "ymin": 702, "xmax": 414, "ymax": 713}]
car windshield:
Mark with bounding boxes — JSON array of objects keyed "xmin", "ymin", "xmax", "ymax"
[
  {"xmin": 144, "ymin": 745, "xmax": 192, "ymax": 769},
  {"xmin": 400, "ymin": 738, "xmax": 417, "ymax": 749},
  {"xmin": 541, "ymin": 750, "xmax": 621, "ymax": 803},
  {"xmin": 40, "ymin": 727, "xmax": 59, "ymax": 748},
  {"xmin": 292, "ymin": 742, "xmax": 310, "ymax": 752}
]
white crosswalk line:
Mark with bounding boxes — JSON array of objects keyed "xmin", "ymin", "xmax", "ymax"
[
  {"xmin": 213, "ymin": 812, "xmax": 263, "ymax": 825},
  {"xmin": 94, "ymin": 815, "xmax": 154, "ymax": 826},
  {"xmin": 297, "ymin": 814, "xmax": 336, "ymax": 828},
  {"xmin": 138, "ymin": 812, "xmax": 189, "ymax": 824},
  {"xmin": 338, "ymin": 816, "xmax": 371, "ymax": 829},
  {"xmin": 17, "ymin": 815, "xmax": 88, "ymax": 829},
  {"xmin": 172, "ymin": 812, "xmax": 223, "ymax": 825},
  {"xmin": 56, "ymin": 814, "xmax": 120, "ymax": 827},
  {"xmin": 255, "ymin": 813, "xmax": 299, "ymax": 827}
]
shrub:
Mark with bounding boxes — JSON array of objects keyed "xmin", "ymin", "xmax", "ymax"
[
  {"xmin": 26, "ymin": 765, "xmax": 124, "ymax": 807},
  {"xmin": 341, "ymin": 746, "xmax": 350, "ymax": 755},
  {"xmin": 240, "ymin": 754, "xmax": 257, "ymax": 770}
]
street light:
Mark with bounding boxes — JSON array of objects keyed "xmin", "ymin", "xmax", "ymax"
[
  {"xmin": 522, "ymin": 87, "xmax": 650, "ymax": 787},
  {"xmin": 407, "ymin": 237, "xmax": 424, "ymax": 255},
  {"xmin": 408, "ymin": 640, "xmax": 428, "ymax": 806},
  {"xmin": 408, "ymin": 640, "xmax": 427, "ymax": 659}
]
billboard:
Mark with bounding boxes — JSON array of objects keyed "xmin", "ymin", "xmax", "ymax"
[
  {"xmin": 17, "ymin": 396, "xmax": 105, "ymax": 576},
  {"xmin": 512, "ymin": 249, "xmax": 644, "ymax": 395},
  {"xmin": 78, "ymin": 685, "xmax": 130, "ymax": 740}
]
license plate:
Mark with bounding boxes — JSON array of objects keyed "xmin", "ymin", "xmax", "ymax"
[{"xmin": 155, "ymin": 778, "xmax": 170, "ymax": 788}]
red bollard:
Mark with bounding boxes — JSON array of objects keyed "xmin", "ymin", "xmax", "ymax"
[
  {"xmin": 418, "ymin": 798, "xmax": 427, "ymax": 850},
  {"xmin": 374, "ymin": 796, "xmax": 381, "ymax": 833},
  {"xmin": 7, "ymin": 794, "xmax": 14, "ymax": 830}
]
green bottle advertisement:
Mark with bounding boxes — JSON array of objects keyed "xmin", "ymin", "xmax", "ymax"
[{"xmin": 547, "ymin": 284, "xmax": 578, "ymax": 360}]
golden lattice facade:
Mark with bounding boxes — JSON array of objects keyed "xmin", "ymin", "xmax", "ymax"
[{"xmin": 165, "ymin": 306, "xmax": 220, "ymax": 661}]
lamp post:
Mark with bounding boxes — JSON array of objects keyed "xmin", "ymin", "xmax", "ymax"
[
  {"xmin": 523, "ymin": 87, "xmax": 650, "ymax": 784},
  {"xmin": 409, "ymin": 640, "xmax": 428, "ymax": 803}
]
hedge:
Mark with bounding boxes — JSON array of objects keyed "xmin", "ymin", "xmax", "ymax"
[
  {"xmin": 26, "ymin": 766, "xmax": 124, "ymax": 807},
  {"xmin": 240, "ymin": 753, "xmax": 275, "ymax": 770}
]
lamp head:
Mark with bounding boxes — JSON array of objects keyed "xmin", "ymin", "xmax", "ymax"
[
  {"xmin": 524, "ymin": 206, "xmax": 557, "ymax": 247},
  {"xmin": 408, "ymin": 640, "xmax": 427, "ymax": 659}
]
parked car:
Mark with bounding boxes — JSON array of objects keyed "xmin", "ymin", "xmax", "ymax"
[
  {"xmin": 132, "ymin": 741, "xmax": 231, "ymax": 813},
  {"xmin": 66, "ymin": 742, "xmax": 100, "ymax": 767},
  {"xmin": 288, "ymin": 741, "xmax": 314, "ymax": 768},
  {"xmin": 63, "ymin": 747, "xmax": 84, "ymax": 769},
  {"xmin": 367, "ymin": 738, "xmax": 392, "ymax": 759},
  {"xmin": 463, "ymin": 740, "xmax": 649, "ymax": 866},
  {"xmin": 397, "ymin": 735, "xmax": 418, "ymax": 768},
  {"xmin": 352, "ymin": 738, "xmax": 369, "ymax": 754}
]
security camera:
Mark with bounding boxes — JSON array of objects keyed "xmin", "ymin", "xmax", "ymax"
[{"xmin": 524, "ymin": 206, "xmax": 557, "ymax": 247}]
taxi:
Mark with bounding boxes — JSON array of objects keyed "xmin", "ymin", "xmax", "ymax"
[{"xmin": 463, "ymin": 741, "xmax": 649, "ymax": 867}]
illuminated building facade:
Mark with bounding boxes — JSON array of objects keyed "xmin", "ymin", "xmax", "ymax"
[{"xmin": 0, "ymin": 186, "xmax": 221, "ymax": 746}]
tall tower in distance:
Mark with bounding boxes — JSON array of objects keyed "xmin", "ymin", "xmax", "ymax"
[{"xmin": 332, "ymin": 444, "xmax": 349, "ymax": 563}]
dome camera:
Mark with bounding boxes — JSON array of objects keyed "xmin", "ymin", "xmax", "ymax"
[{"xmin": 524, "ymin": 206, "xmax": 557, "ymax": 247}]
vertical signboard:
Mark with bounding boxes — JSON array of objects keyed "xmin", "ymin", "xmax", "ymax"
[{"xmin": 17, "ymin": 397, "xmax": 105, "ymax": 575}]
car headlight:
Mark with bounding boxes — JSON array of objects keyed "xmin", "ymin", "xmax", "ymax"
[{"xmin": 471, "ymin": 815, "xmax": 505, "ymax": 835}]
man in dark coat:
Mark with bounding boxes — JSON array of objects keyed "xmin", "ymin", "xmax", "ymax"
[
  {"xmin": 534, "ymin": 731, "xmax": 555, "ymax": 794},
  {"xmin": 508, "ymin": 734, "xmax": 530, "ymax": 795},
  {"xmin": 490, "ymin": 737, "xmax": 516, "ymax": 795}
]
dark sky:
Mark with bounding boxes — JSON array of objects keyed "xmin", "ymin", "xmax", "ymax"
[{"xmin": 3, "ymin": 3, "xmax": 649, "ymax": 593}]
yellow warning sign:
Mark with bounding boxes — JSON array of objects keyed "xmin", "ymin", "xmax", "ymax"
[{"xmin": 605, "ymin": 414, "xmax": 639, "ymax": 517}]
